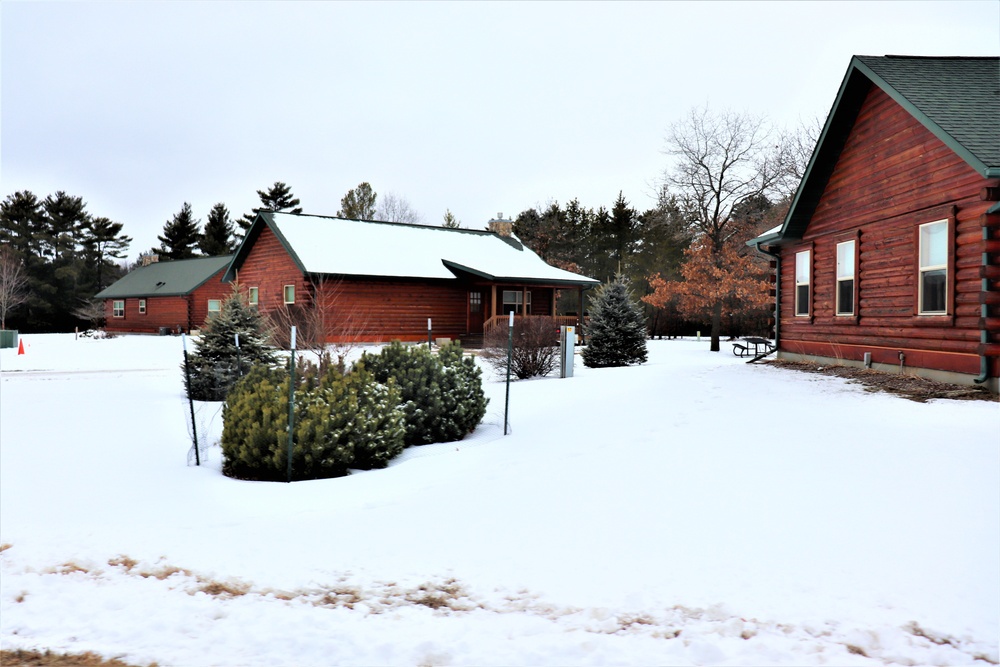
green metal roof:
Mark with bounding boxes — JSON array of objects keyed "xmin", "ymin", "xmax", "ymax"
[
  {"xmin": 95, "ymin": 255, "xmax": 233, "ymax": 299},
  {"xmin": 752, "ymin": 55, "xmax": 1000, "ymax": 248}
]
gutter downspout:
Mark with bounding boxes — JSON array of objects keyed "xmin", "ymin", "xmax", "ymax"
[
  {"xmin": 755, "ymin": 242, "xmax": 781, "ymax": 348},
  {"xmin": 975, "ymin": 213, "xmax": 995, "ymax": 384}
]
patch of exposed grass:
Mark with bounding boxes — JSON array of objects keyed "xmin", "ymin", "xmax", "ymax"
[
  {"xmin": 196, "ymin": 579, "xmax": 250, "ymax": 598},
  {"xmin": 0, "ymin": 543, "xmax": 13, "ymax": 554},
  {"xmin": 0, "ymin": 649, "xmax": 157, "ymax": 667}
]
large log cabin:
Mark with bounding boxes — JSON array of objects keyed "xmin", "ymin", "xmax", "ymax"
[
  {"xmin": 96, "ymin": 255, "xmax": 234, "ymax": 334},
  {"xmin": 223, "ymin": 211, "xmax": 599, "ymax": 345},
  {"xmin": 750, "ymin": 55, "xmax": 1000, "ymax": 391}
]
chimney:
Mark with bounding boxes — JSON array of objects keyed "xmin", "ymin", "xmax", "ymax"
[
  {"xmin": 488, "ymin": 212, "xmax": 513, "ymax": 237},
  {"xmin": 140, "ymin": 253, "xmax": 160, "ymax": 267}
]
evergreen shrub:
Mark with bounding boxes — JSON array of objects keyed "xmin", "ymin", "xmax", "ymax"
[
  {"xmin": 362, "ymin": 341, "xmax": 488, "ymax": 446},
  {"xmin": 582, "ymin": 274, "xmax": 648, "ymax": 368},
  {"xmin": 221, "ymin": 361, "xmax": 406, "ymax": 481},
  {"xmin": 185, "ymin": 288, "xmax": 277, "ymax": 401}
]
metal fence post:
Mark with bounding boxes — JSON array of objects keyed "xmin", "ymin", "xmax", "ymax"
[
  {"xmin": 286, "ymin": 326, "xmax": 297, "ymax": 483},
  {"xmin": 182, "ymin": 334, "xmax": 200, "ymax": 466},
  {"xmin": 504, "ymin": 311, "xmax": 513, "ymax": 435}
]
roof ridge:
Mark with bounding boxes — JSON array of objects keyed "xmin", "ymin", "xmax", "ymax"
[{"xmin": 273, "ymin": 211, "xmax": 497, "ymax": 236}]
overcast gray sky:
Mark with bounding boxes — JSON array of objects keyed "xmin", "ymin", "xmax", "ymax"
[{"xmin": 2, "ymin": 1, "xmax": 997, "ymax": 259}]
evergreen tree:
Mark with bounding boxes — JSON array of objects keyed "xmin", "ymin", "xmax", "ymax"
[
  {"xmin": 337, "ymin": 182, "xmax": 377, "ymax": 220},
  {"xmin": 200, "ymin": 203, "xmax": 235, "ymax": 255},
  {"xmin": 43, "ymin": 191, "xmax": 88, "ymax": 261},
  {"xmin": 238, "ymin": 181, "xmax": 303, "ymax": 234},
  {"xmin": 158, "ymin": 202, "xmax": 201, "ymax": 260},
  {"xmin": 81, "ymin": 216, "xmax": 132, "ymax": 292},
  {"xmin": 185, "ymin": 287, "xmax": 277, "ymax": 400},
  {"xmin": 582, "ymin": 275, "xmax": 648, "ymax": 368},
  {"xmin": 0, "ymin": 191, "xmax": 45, "ymax": 256},
  {"xmin": 442, "ymin": 209, "xmax": 461, "ymax": 228}
]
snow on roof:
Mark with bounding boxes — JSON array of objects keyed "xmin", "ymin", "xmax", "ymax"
[{"xmin": 267, "ymin": 213, "xmax": 599, "ymax": 285}]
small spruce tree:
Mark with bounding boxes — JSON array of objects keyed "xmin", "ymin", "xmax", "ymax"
[
  {"xmin": 185, "ymin": 286, "xmax": 277, "ymax": 400},
  {"xmin": 582, "ymin": 274, "xmax": 648, "ymax": 368}
]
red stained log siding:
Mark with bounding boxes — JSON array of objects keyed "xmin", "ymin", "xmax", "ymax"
[{"xmin": 777, "ymin": 85, "xmax": 1000, "ymax": 378}]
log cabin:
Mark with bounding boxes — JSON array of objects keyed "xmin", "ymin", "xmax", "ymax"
[
  {"xmin": 750, "ymin": 55, "xmax": 1000, "ymax": 392},
  {"xmin": 223, "ymin": 211, "xmax": 599, "ymax": 345},
  {"xmin": 95, "ymin": 255, "xmax": 234, "ymax": 334}
]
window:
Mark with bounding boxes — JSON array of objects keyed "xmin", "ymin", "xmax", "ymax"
[
  {"xmin": 794, "ymin": 251, "xmax": 810, "ymax": 316},
  {"xmin": 113, "ymin": 300, "xmax": 124, "ymax": 318},
  {"xmin": 138, "ymin": 299, "xmax": 146, "ymax": 315},
  {"xmin": 248, "ymin": 287, "xmax": 258, "ymax": 308},
  {"xmin": 836, "ymin": 241, "xmax": 855, "ymax": 316},
  {"xmin": 918, "ymin": 220, "xmax": 947, "ymax": 314},
  {"xmin": 502, "ymin": 290, "xmax": 531, "ymax": 315},
  {"xmin": 469, "ymin": 291, "xmax": 482, "ymax": 313},
  {"xmin": 283, "ymin": 285, "xmax": 295, "ymax": 304},
  {"xmin": 207, "ymin": 299, "xmax": 222, "ymax": 314}
]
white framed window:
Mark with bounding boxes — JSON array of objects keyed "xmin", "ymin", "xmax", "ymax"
[
  {"xmin": 918, "ymin": 220, "xmax": 947, "ymax": 314},
  {"xmin": 207, "ymin": 299, "xmax": 222, "ymax": 314},
  {"xmin": 138, "ymin": 299, "xmax": 147, "ymax": 315},
  {"xmin": 113, "ymin": 300, "xmax": 125, "ymax": 318},
  {"xmin": 502, "ymin": 290, "xmax": 531, "ymax": 315},
  {"xmin": 794, "ymin": 251, "xmax": 810, "ymax": 317},
  {"xmin": 283, "ymin": 285, "xmax": 295, "ymax": 304},
  {"xmin": 836, "ymin": 241, "xmax": 855, "ymax": 316},
  {"xmin": 248, "ymin": 287, "xmax": 258, "ymax": 308}
]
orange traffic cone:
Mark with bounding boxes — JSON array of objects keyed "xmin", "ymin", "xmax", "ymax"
[{"xmin": 17, "ymin": 339, "xmax": 25, "ymax": 355}]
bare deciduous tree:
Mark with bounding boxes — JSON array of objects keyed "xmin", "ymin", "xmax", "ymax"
[
  {"xmin": 0, "ymin": 246, "xmax": 30, "ymax": 330},
  {"xmin": 660, "ymin": 106, "xmax": 795, "ymax": 351},
  {"xmin": 267, "ymin": 278, "xmax": 374, "ymax": 371},
  {"xmin": 377, "ymin": 192, "xmax": 423, "ymax": 225}
]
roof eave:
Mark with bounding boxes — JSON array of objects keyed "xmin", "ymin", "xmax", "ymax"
[{"xmin": 224, "ymin": 212, "xmax": 307, "ymax": 282}]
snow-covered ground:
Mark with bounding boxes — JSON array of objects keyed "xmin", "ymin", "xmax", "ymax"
[{"xmin": 1, "ymin": 334, "xmax": 997, "ymax": 667}]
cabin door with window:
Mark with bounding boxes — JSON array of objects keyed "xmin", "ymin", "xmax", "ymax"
[{"xmin": 468, "ymin": 290, "xmax": 485, "ymax": 333}]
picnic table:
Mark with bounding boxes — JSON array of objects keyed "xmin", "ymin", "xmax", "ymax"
[{"xmin": 731, "ymin": 337, "xmax": 775, "ymax": 358}]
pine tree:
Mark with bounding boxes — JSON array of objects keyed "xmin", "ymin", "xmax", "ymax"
[
  {"xmin": 582, "ymin": 274, "xmax": 648, "ymax": 368},
  {"xmin": 442, "ymin": 209, "xmax": 461, "ymax": 228},
  {"xmin": 80, "ymin": 216, "xmax": 131, "ymax": 292},
  {"xmin": 337, "ymin": 182, "xmax": 377, "ymax": 220},
  {"xmin": 158, "ymin": 202, "xmax": 201, "ymax": 260},
  {"xmin": 200, "ymin": 203, "xmax": 234, "ymax": 255},
  {"xmin": 237, "ymin": 181, "xmax": 303, "ymax": 234},
  {"xmin": 185, "ymin": 286, "xmax": 277, "ymax": 400}
]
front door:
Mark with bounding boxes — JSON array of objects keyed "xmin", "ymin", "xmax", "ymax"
[{"xmin": 468, "ymin": 290, "xmax": 485, "ymax": 333}]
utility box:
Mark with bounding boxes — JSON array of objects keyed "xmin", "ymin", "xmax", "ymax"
[
  {"xmin": 0, "ymin": 330, "xmax": 18, "ymax": 349},
  {"xmin": 560, "ymin": 326, "xmax": 575, "ymax": 378}
]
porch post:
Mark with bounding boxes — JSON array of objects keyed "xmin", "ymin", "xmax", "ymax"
[{"xmin": 523, "ymin": 286, "xmax": 528, "ymax": 316}]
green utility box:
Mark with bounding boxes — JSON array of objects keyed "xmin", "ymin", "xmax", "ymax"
[{"xmin": 0, "ymin": 330, "xmax": 18, "ymax": 349}]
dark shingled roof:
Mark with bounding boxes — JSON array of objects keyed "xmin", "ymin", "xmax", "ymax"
[
  {"xmin": 95, "ymin": 255, "xmax": 233, "ymax": 299},
  {"xmin": 750, "ymin": 55, "xmax": 1000, "ymax": 248},
  {"xmin": 856, "ymin": 56, "xmax": 1000, "ymax": 171}
]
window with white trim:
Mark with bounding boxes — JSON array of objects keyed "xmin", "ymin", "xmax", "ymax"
[
  {"xmin": 794, "ymin": 251, "xmax": 810, "ymax": 317},
  {"xmin": 502, "ymin": 290, "xmax": 531, "ymax": 315},
  {"xmin": 113, "ymin": 300, "xmax": 125, "ymax": 318},
  {"xmin": 248, "ymin": 287, "xmax": 258, "ymax": 308},
  {"xmin": 836, "ymin": 241, "xmax": 855, "ymax": 316},
  {"xmin": 207, "ymin": 299, "xmax": 222, "ymax": 315},
  {"xmin": 918, "ymin": 220, "xmax": 947, "ymax": 314},
  {"xmin": 283, "ymin": 285, "xmax": 295, "ymax": 304},
  {"xmin": 138, "ymin": 299, "xmax": 146, "ymax": 315}
]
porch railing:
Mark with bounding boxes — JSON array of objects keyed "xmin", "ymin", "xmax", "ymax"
[{"xmin": 482, "ymin": 314, "xmax": 582, "ymax": 338}]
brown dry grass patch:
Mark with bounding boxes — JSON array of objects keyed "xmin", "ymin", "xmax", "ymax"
[
  {"xmin": 0, "ymin": 543, "xmax": 13, "ymax": 554},
  {"xmin": 0, "ymin": 649, "xmax": 156, "ymax": 667},
  {"xmin": 766, "ymin": 360, "xmax": 997, "ymax": 403}
]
